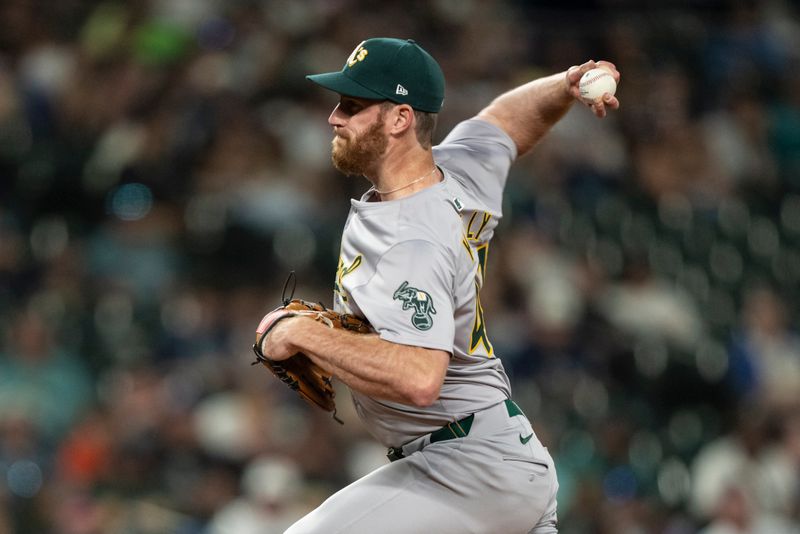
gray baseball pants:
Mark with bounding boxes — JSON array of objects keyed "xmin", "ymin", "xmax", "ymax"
[{"xmin": 284, "ymin": 400, "xmax": 559, "ymax": 533}]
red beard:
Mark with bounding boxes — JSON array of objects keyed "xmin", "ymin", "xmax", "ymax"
[{"xmin": 331, "ymin": 117, "xmax": 388, "ymax": 177}]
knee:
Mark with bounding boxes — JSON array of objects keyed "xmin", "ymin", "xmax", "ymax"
[
  {"xmin": 528, "ymin": 508, "xmax": 558, "ymax": 534},
  {"xmin": 283, "ymin": 510, "xmax": 323, "ymax": 534},
  {"xmin": 283, "ymin": 518, "xmax": 307, "ymax": 534}
]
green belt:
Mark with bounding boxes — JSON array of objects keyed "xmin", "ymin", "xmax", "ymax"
[{"xmin": 387, "ymin": 399, "xmax": 524, "ymax": 462}]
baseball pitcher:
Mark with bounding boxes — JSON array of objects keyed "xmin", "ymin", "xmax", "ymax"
[{"xmin": 256, "ymin": 37, "xmax": 620, "ymax": 533}]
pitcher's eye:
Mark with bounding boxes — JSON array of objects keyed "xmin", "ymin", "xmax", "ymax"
[{"xmin": 339, "ymin": 100, "xmax": 363, "ymax": 116}]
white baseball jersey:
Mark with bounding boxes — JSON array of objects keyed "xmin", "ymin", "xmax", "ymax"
[{"xmin": 333, "ymin": 118, "xmax": 518, "ymax": 447}]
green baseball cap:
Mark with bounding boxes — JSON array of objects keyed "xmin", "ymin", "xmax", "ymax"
[{"xmin": 306, "ymin": 38, "xmax": 445, "ymax": 113}]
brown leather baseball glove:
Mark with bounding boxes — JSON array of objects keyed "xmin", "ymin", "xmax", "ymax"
[{"xmin": 252, "ymin": 299, "xmax": 372, "ymax": 421}]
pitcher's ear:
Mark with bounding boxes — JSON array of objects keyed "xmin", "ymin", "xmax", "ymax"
[{"xmin": 389, "ymin": 103, "xmax": 415, "ymax": 135}]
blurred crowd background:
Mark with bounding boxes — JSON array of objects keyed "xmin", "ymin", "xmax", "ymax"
[{"xmin": 1, "ymin": 0, "xmax": 799, "ymax": 532}]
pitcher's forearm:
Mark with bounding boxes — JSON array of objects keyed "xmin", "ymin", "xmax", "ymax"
[
  {"xmin": 477, "ymin": 72, "xmax": 574, "ymax": 157},
  {"xmin": 293, "ymin": 321, "xmax": 449, "ymax": 406}
]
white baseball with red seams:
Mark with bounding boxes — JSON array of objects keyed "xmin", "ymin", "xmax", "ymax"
[{"xmin": 579, "ymin": 67, "xmax": 617, "ymax": 101}]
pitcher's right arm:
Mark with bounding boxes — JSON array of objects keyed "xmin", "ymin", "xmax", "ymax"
[{"xmin": 477, "ymin": 60, "xmax": 620, "ymax": 158}]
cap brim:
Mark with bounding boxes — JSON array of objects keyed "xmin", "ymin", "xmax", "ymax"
[{"xmin": 306, "ymin": 71, "xmax": 387, "ymax": 100}]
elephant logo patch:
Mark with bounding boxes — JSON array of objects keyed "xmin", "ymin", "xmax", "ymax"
[{"xmin": 393, "ymin": 281, "xmax": 436, "ymax": 331}]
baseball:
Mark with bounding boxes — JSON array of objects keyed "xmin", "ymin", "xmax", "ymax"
[{"xmin": 579, "ymin": 67, "xmax": 617, "ymax": 101}]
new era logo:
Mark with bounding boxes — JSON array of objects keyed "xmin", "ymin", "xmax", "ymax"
[{"xmin": 396, "ymin": 84, "xmax": 408, "ymax": 96}]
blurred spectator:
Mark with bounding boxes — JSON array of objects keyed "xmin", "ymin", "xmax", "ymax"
[
  {"xmin": 698, "ymin": 484, "xmax": 798, "ymax": 534},
  {"xmin": 0, "ymin": 309, "xmax": 92, "ymax": 442},
  {"xmin": 691, "ymin": 406, "xmax": 800, "ymax": 533},
  {"xmin": 728, "ymin": 286, "xmax": 800, "ymax": 408},
  {"xmin": 596, "ymin": 260, "xmax": 704, "ymax": 351},
  {"xmin": 207, "ymin": 455, "xmax": 308, "ymax": 534},
  {"xmin": 702, "ymin": 95, "xmax": 778, "ymax": 197}
]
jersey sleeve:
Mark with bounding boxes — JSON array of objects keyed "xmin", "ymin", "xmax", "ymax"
[
  {"xmin": 349, "ymin": 239, "xmax": 455, "ymax": 353},
  {"xmin": 432, "ymin": 118, "xmax": 518, "ymax": 215}
]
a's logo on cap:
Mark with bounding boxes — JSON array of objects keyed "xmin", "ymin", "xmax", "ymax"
[
  {"xmin": 346, "ymin": 43, "xmax": 369, "ymax": 68},
  {"xmin": 395, "ymin": 84, "xmax": 408, "ymax": 96}
]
